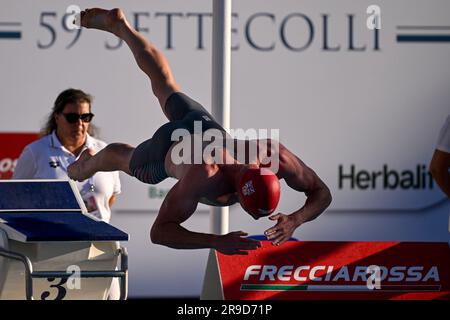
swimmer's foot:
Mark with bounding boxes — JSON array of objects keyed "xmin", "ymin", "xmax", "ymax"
[
  {"xmin": 80, "ymin": 8, "xmax": 129, "ymax": 36},
  {"xmin": 68, "ymin": 148, "xmax": 96, "ymax": 182}
]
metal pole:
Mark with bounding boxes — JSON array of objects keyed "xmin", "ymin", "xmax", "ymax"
[
  {"xmin": 211, "ymin": 0, "xmax": 232, "ymax": 235},
  {"xmin": 0, "ymin": 248, "xmax": 34, "ymax": 300}
]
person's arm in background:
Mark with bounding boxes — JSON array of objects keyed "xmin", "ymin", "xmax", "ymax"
[
  {"xmin": 108, "ymin": 195, "xmax": 117, "ymax": 207},
  {"xmin": 429, "ymin": 149, "xmax": 450, "ymax": 198},
  {"xmin": 430, "ymin": 116, "xmax": 450, "ymax": 198},
  {"xmin": 12, "ymin": 146, "xmax": 37, "ymax": 179}
]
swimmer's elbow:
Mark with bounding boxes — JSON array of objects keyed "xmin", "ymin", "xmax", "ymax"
[
  {"xmin": 150, "ymin": 224, "xmax": 164, "ymax": 245},
  {"xmin": 316, "ymin": 181, "xmax": 332, "ymax": 209},
  {"xmin": 150, "ymin": 222, "xmax": 180, "ymax": 247},
  {"xmin": 324, "ymin": 186, "xmax": 333, "ymax": 208}
]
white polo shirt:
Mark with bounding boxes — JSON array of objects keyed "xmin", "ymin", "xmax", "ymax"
[
  {"xmin": 436, "ymin": 115, "xmax": 450, "ymax": 153},
  {"xmin": 12, "ymin": 131, "xmax": 121, "ymax": 223}
]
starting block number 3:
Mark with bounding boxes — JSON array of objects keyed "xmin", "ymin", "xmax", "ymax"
[{"xmin": 40, "ymin": 265, "xmax": 81, "ymax": 300}]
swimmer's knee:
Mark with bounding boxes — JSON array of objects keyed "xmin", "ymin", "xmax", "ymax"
[
  {"xmin": 105, "ymin": 143, "xmax": 134, "ymax": 174},
  {"xmin": 151, "ymin": 80, "xmax": 179, "ymax": 111},
  {"xmin": 150, "ymin": 223, "xmax": 163, "ymax": 245}
]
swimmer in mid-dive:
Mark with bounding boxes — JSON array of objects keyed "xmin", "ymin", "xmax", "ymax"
[{"xmin": 68, "ymin": 8, "xmax": 332, "ymax": 255}]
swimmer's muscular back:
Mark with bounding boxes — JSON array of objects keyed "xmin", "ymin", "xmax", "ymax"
[
  {"xmin": 164, "ymin": 137, "xmax": 320, "ymax": 194},
  {"xmin": 165, "ymin": 137, "xmax": 277, "ymax": 176},
  {"xmin": 164, "ymin": 137, "xmax": 324, "ymax": 208}
]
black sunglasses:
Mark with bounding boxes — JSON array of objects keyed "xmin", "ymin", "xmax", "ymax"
[{"xmin": 61, "ymin": 112, "xmax": 95, "ymax": 124}]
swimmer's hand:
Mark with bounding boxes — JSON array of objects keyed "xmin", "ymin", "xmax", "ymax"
[
  {"xmin": 265, "ymin": 213, "xmax": 299, "ymax": 246},
  {"xmin": 214, "ymin": 231, "xmax": 261, "ymax": 255}
]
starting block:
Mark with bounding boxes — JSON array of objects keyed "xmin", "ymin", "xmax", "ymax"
[
  {"xmin": 201, "ymin": 241, "xmax": 450, "ymax": 300},
  {"xmin": 0, "ymin": 180, "xmax": 129, "ymax": 300}
]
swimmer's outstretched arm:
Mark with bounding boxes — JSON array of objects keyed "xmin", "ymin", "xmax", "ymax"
[
  {"xmin": 265, "ymin": 145, "xmax": 332, "ymax": 245},
  {"xmin": 80, "ymin": 8, "xmax": 179, "ymax": 113},
  {"xmin": 150, "ymin": 169, "xmax": 261, "ymax": 255}
]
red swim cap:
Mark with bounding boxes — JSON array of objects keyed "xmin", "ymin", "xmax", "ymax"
[{"xmin": 238, "ymin": 168, "xmax": 280, "ymax": 217}]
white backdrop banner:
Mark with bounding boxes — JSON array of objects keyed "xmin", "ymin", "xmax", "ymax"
[{"xmin": 1, "ymin": 0, "xmax": 449, "ymax": 297}]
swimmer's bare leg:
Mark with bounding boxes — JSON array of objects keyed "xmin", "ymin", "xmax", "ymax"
[
  {"xmin": 68, "ymin": 143, "xmax": 134, "ymax": 181},
  {"xmin": 80, "ymin": 8, "xmax": 179, "ymax": 119}
]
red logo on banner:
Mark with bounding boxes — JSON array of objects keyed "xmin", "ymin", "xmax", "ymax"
[
  {"xmin": 217, "ymin": 241, "xmax": 450, "ymax": 300},
  {"xmin": 0, "ymin": 132, "xmax": 39, "ymax": 179}
]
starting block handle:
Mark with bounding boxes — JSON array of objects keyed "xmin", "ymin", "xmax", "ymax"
[
  {"xmin": 0, "ymin": 248, "xmax": 34, "ymax": 300},
  {"xmin": 119, "ymin": 247, "xmax": 128, "ymax": 300},
  {"xmin": 119, "ymin": 246, "xmax": 128, "ymax": 300}
]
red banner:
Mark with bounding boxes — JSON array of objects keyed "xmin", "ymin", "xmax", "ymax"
[
  {"xmin": 217, "ymin": 241, "xmax": 450, "ymax": 300},
  {"xmin": 0, "ymin": 132, "xmax": 39, "ymax": 179}
]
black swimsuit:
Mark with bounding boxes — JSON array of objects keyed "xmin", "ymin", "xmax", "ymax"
[{"xmin": 129, "ymin": 92, "xmax": 226, "ymax": 184}]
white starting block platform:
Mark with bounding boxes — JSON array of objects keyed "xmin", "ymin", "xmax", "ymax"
[{"xmin": 0, "ymin": 180, "xmax": 129, "ymax": 300}]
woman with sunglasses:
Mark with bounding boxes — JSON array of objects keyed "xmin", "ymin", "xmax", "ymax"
[{"xmin": 13, "ymin": 88, "xmax": 121, "ymax": 224}]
